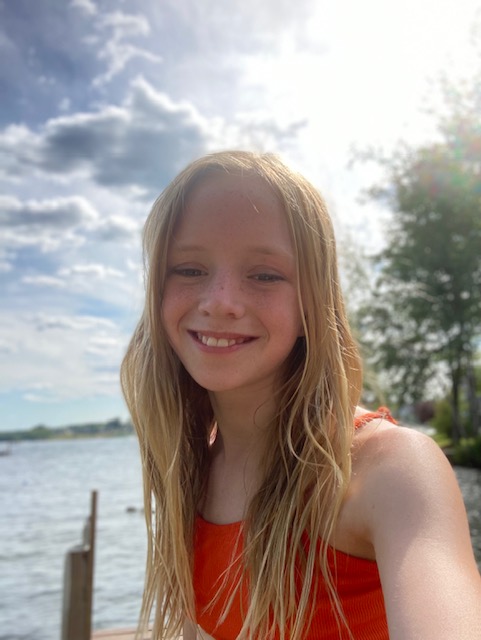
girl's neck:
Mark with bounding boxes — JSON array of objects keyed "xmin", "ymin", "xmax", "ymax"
[
  {"xmin": 202, "ymin": 389, "xmax": 279, "ymax": 524},
  {"xmin": 203, "ymin": 416, "xmax": 271, "ymax": 524},
  {"xmin": 208, "ymin": 388, "xmax": 276, "ymax": 460}
]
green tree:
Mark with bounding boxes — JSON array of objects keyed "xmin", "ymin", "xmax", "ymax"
[{"xmin": 356, "ymin": 89, "xmax": 481, "ymax": 441}]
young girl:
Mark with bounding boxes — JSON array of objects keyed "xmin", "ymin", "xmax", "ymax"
[{"xmin": 121, "ymin": 150, "xmax": 481, "ymax": 640}]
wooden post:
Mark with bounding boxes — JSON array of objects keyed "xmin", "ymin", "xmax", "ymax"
[{"xmin": 61, "ymin": 491, "xmax": 98, "ymax": 640}]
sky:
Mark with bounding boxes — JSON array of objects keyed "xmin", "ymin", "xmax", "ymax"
[{"xmin": 0, "ymin": 0, "xmax": 480, "ymax": 432}]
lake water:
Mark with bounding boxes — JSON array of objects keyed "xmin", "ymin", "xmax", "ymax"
[{"xmin": 0, "ymin": 435, "xmax": 480, "ymax": 640}]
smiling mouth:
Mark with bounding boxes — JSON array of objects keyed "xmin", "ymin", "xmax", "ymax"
[{"xmin": 194, "ymin": 332, "xmax": 254, "ymax": 348}]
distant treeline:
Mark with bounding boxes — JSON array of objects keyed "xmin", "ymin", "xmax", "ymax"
[{"xmin": 0, "ymin": 418, "xmax": 134, "ymax": 442}]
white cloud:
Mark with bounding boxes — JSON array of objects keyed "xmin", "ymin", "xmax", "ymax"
[
  {"xmin": 98, "ymin": 11, "xmax": 151, "ymax": 37},
  {"xmin": 24, "ymin": 393, "xmax": 60, "ymax": 404},
  {"xmin": 94, "ymin": 44, "xmax": 162, "ymax": 87},
  {"xmin": 0, "ymin": 195, "xmax": 100, "ymax": 255},
  {"xmin": 22, "ymin": 275, "xmax": 66, "ymax": 288},
  {"xmin": 0, "ymin": 76, "xmax": 307, "ymax": 195},
  {"xmin": 92, "ymin": 10, "xmax": 163, "ymax": 86},
  {"xmin": 2, "ymin": 228, "xmax": 86, "ymax": 253},
  {"xmin": 71, "ymin": 0, "xmax": 97, "ymax": 16},
  {"xmin": 89, "ymin": 215, "xmax": 140, "ymax": 242},
  {"xmin": 58, "ymin": 263, "xmax": 125, "ymax": 279},
  {"xmin": 0, "ymin": 195, "xmax": 98, "ymax": 228},
  {"xmin": 165, "ymin": 0, "xmax": 315, "ymax": 55},
  {"xmin": 34, "ymin": 313, "xmax": 116, "ymax": 332},
  {"xmin": 0, "ymin": 311, "xmax": 129, "ymax": 400},
  {"xmin": 0, "ymin": 79, "xmax": 211, "ymax": 191},
  {"xmin": 86, "ymin": 334, "xmax": 123, "ymax": 357}
]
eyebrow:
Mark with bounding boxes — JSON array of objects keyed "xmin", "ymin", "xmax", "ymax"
[{"xmin": 172, "ymin": 244, "xmax": 294, "ymax": 258}]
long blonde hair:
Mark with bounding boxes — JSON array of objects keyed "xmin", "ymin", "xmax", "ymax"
[{"xmin": 120, "ymin": 150, "xmax": 362, "ymax": 639}]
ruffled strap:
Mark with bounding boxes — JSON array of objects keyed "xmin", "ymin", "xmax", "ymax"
[{"xmin": 354, "ymin": 406, "xmax": 397, "ymax": 430}]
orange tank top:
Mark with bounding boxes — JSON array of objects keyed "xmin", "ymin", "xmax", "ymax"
[{"xmin": 193, "ymin": 409, "xmax": 396, "ymax": 640}]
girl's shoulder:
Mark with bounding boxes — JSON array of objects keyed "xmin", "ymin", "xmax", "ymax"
[
  {"xmin": 348, "ymin": 411, "xmax": 481, "ymax": 638},
  {"xmin": 351, "ymin": 407, "xmax": 453, "ymax": 505},
  {"xmin": 352, "ymin": 407, "xmax": 443, "ymax": 469},
  {"xmin": 337, "ymin": 409, "xmax": 457, "ymax": 559}
]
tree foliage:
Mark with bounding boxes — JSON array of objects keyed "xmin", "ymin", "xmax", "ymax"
[{"xmin": 356, "ymin": 72, "xmax": 481, "ymax": 439}]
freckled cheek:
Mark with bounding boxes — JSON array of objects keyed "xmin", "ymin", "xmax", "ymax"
[
  {"xmin": 160, "ymin": 282, "xmax": 178, "ymax": 323},
  {"xmin": 258, "ymin": 295, "xmax": 303, "ymax": 334},
  {"xmin": 161, "ymin": 286, "xmax": 196, "ymax": 331}
]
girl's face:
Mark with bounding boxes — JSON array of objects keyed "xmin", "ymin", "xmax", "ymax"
[{"xmin": 162, "ymin": 172, "xmax": 303, "ymax": 400}]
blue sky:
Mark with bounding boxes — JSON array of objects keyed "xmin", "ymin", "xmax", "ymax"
[{"xmin": 1, "ymin": 0, "xmax": 479, "ymax": 431}]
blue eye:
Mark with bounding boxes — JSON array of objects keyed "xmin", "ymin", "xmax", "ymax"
[
  {"xmin": 252, "ymin": 273, "xmax": 284, "ymax": 282},
  {"xmin": 172, "ymin": 267, "xmax": 204, "ymax": 277}
]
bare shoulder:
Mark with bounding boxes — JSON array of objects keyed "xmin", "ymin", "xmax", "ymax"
[
  {"xmin": 352, "ymin": 416, "xmax": 481, "ymax": 639},
  {"xmin": 352, "ymin": 417, "xmax": 470, "ymax": 551},
  {"xmin": 345, "ymin": 418, "xmax": 448, "ymax": 550},
  {"xmin": 353, "ymin": 414, "xmax": 450, "ymax": 475}
]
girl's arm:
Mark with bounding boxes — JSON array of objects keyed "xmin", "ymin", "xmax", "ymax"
[{"xmin": 363, "ymin": 426, "xmax": 481, "ymax": 639}]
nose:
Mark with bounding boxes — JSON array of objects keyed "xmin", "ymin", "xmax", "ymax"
[{"xmin": 197, "ymin": 270, "xmax": 245, "ymax": 318}]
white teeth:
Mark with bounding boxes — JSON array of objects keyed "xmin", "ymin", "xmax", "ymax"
[{"xmin": 198, "ymin": 334, "xmax": 237, "ymax": 347}]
